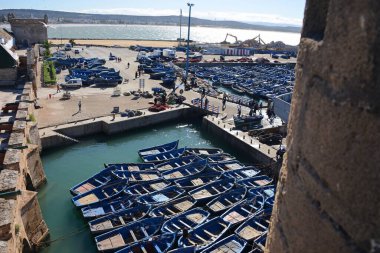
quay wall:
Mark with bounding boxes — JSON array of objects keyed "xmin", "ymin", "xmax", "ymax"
[
  {"xmin": 40, "ymin": 106, "xmax": 201, "ymax": 150},
  {"xmin": 202, "ymin": 116, "xmax": 281, "ymax": 177}
]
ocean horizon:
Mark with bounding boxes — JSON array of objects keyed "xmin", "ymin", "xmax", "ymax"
[{"xmin": 2, "ymin": 23, "xmax": 301, "ymax": 45}]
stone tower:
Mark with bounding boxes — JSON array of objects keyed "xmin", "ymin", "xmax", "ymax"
[
  {"xmin": 265, "ymin": 0, "xmax": 380, "ymax": 252},
  {"xmin": 8, "ymin": 13, "xmax": 48, "ymax": 48}
]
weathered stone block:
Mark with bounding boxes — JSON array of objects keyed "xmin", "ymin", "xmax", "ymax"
[
  {"xmin": 0, "ymin": 240, "xmax": 12, "ymax": 253},
  {"xmin": 26, "ymin": 146, "xmax": 45, "ymax": 189},
  {"xmin": 7, "ymin": 132, "xmax": 25, "ymax": 148},
  {"xmin": 0, "ymin": 170, "xmax": 19, "ymax": 194},
  {"xmin": 20, "ymin": 191, "xmax": 49, "ymax": 245},
  {"xmin": 15, "ymin": 110, "xmax": 27, "ymax": 121},
  {"xmin": 12, "ymin": 121, "xmax": 26, "ymax": 133},
  {"xmin": 0, "ymin": 199, "xmax": 15, "ymax": 241},
  {"xmin": 17, "ymin": 102, "xmax": 29, "ymax": 111},
  {"xmin": 3, "ymin": 149, "xmax": 21, "ymax": 171}
]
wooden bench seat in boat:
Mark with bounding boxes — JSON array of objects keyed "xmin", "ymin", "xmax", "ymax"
[{"xmin": 97, "ymin": 234, "xmax": 125, "ymax": 251}]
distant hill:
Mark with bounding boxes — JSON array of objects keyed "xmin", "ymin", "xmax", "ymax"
[{"xmin": 0, "ymin": 9, "xmax": 301, "ymax": 33}]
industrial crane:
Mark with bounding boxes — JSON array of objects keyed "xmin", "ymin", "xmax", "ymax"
[{"xmin": 221, "ymin": 33, "xmax": 242, "ymax": 44}]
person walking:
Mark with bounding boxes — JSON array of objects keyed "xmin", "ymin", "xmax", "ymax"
[
  {"xmin": 127, "ymin": 62, "xmax": 130, "ymax": 69},
  {"xmin": 78, "ymin": 100, "xmax": 82, "ymax": 112},
  {"xmin": 259, "ymin": 102, "xmax": 263, "ymax": 114},
  {"xmin": 222, "ymin": 92, "xmax": 227, "ymax": 110},
  {"xmin": 255, "ymin": 103, "xmax": 260, "ymax": 115},
  {"xmin": 204, "ymin": 96, "xmax": 209, "ymax": 110},
  {"xmin": 237, "ymin": 104, "xmax": 242, "ymax": 117}
]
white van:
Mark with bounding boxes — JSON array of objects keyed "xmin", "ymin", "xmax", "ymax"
[
  {"xmin": 136, "ymin": 51, "xmax": 147, "ymax": 61},
  {"xmin": 64, "ymin": 43, "xmax": 72, "ymax": 51},
  {"xmin": 60, "ymin": 78, "xmax": 82, "ymax": 88}
]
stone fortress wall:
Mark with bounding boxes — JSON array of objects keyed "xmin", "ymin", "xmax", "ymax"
[
  {"xmin": 0, "ymin": 48, "xmax": 48, "ymax": 253},
  {"xmin": 266, "ymin": 0, "xmax": 380, "ymax": 252}
]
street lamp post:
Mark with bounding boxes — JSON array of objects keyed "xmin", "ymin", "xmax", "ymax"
[{"xmin": 185, "ymin": 3, "xmax": 194, "ymax": 84}]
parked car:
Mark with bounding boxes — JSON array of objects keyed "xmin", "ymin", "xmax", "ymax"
[
  {"xmin": 74, "ymin": 49, "xmax": 80, "ymax": 54},
  {"xmin": 60, "ymin": 78, "xmax": 82, "ymax": 88}
]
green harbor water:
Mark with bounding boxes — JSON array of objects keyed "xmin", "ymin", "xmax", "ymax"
[{"xmin": 38, "ymin": 120, "xmax": 246, "ymax": 253}]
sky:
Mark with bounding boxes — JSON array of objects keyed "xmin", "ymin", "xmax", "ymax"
[{"xmin": 1, "ymin": 0, "xmax": 306, "ymax": 26}]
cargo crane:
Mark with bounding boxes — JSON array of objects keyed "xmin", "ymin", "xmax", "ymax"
[
  {"xmin": 221, "ymin": 33, "xmax": 242, "ymax": 44},
  {"xmin": 239, "ymin": 34, "xmax": 267, "ymax": 48}
]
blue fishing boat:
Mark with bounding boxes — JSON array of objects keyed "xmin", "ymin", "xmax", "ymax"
[
  {"xmin": 81, "ymin": 194, "xmax": 135, "ymax": 219},
  {"xmin": 124, "ymin": 178, "xmax": 171, "ymax": 196},
  {"xmin": 264, "ymin": 196, "xmax": 275, "ymax": 208},
  {"xmin": 250, "ymin": 232, "xmax": 267, "ymax": 253},
  {"xmin": 185, "ymin": 147, "xmax": 223, "ymax": 157},
  {"xmin": 221, "ymin": 196, "xmax": 265, "ymax": 227},
  {"xmin": 162, "ymin": 160, "xmax": 207, "ymax": 181},
  {"xmin": 138, "ymin": 140, "xmax": 179, "ymax": 158},
  {"xmin": 247, "ymin": 249, "xmax": 263, "ymax": 253},
  {"xmin": 95, "ymin": 216, "xmax": 164, "ymax": 252},
  {"xmin": 156, "ymin": 155, "xmax": 202, "ymax": 172},
  {"xmin": 161, "ymin": 207, "xmax": 210, "ymax": 234},
  {"xmin": 70, "ymin": 167, "xmax": 115, "ymax": 196},
  {"xmin": 137, "ymin": 186, "xmax": 185, "ymax": 206},
  {"xmin": 232, "ymin": 84, "xmax": 246, "ymax": 95},
  {"xmin": 72, "ymin": 179, "xmax": 128, "ymax": 207},
  {"xmin": 89, "ymin": 204, "xmax": 151, "ymax": 234},
  {"xmin": 161, "ymin": 75, "xmax": 177, "ymax": 86},
  {"xmin": 206, "ymin": 153, "xmax": 236, "ymax": 163},
  {"xmin": 103, "ymin": 163, "xmax": 155, "ymax": 172},
  {"xmin": 233, "ymin": 115, "xmax": 264, "ymax": 131},
  {"xmin": 201, "ymin": 234, "xmax": 247, "ymax": 253},
  {"xmin": 178, "ymin": 217, "xmax": 231, "ymax": 251},
  {"xmin": 142, "ymin": 147, "xmax": 186, "ymax": 164},
  {"xmin": 234, "ymin": 210, "xmax": 271, "ymax": 242},
  {"xmin": 149, "ymin": 195, "xmax": 197, "ymax": 218},
  {"xmin": 189, "ymin": 178, "xmax": 235, "ymax": 204},
  {"xmin": 206, "ymin": 187, "xmax": 247, "ymax": 214},
  {"xmin": 248, "ymin": 185, "xmax": 275, "ymax": 199},
  {"xmin": 174, "ymin": 171, "xmax": 222, "ymax": 190},
  {"xmin": 112, "ymin": 170, "xmax": 161, "ymax": 183},
  {"xmin": 223, "ymin": 167, "xmax": 261, "ymax": 180},
  {"xmin": 237, "ymin": 175, "xmax": 273, "ymax": 189},
  {"xmin": 115, "ymin": 233, "xmax": 176, "ymax": 253},
  {"xmin": 207, "ymin": 160, "xmax": 245, "ymax": 172},
  {"xmin": 168, "ymin": 246, "xmax": 196, "ymax": 253}
]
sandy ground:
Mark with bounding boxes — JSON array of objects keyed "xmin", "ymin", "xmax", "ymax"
[
  {"xmin": 36, "ymin": 46, "xmax": 283, "ymax": 129},
  {"xmin": 49, "ymin": 39, "xmax": 179, "ymax": 48}
]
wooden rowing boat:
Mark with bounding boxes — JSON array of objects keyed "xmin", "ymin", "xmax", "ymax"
[
  {"xmin": 95, "ymin": 216, "xmax": 164, "ymax": 252},
  {"xmin": 138, "ymin": 140, "xmax": 179, "ymax": 158},
  {"xmin": 178, "ymin": 217, "xmax": 231, "ymax": 251},
  {"xmin": 206, "ymin": 187, "xmax": 247, "ymax": 214},
  {"xmin": 161, "ymin": 207, "xmax": 210, "ymax": 234},
  {"xmin": 89, "ymin": 204, "xmax": 151, "ymax": 234}
]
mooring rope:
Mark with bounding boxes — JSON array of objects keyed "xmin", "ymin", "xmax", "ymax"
[{"xmin": 36, "ymin": 224, "xmax": 88, "ymax": 247}]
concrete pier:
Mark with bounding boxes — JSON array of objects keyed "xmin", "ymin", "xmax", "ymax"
[{"xmin": 39, "ymin": 105, "xmax": 198, "ymax": 149}]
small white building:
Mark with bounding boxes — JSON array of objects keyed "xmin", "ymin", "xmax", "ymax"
[{"xmin": 0, "ymin": 28, "xmax": 15, "ymax": 50}]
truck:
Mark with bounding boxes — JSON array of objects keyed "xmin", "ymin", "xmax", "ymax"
[
  {"xmin": 64, "ymin": 43, "xmax": 72, "ymax": 51},
  {"xmin": 162, "ymin": 49, "xmax": 176, "ymax": 59}
]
